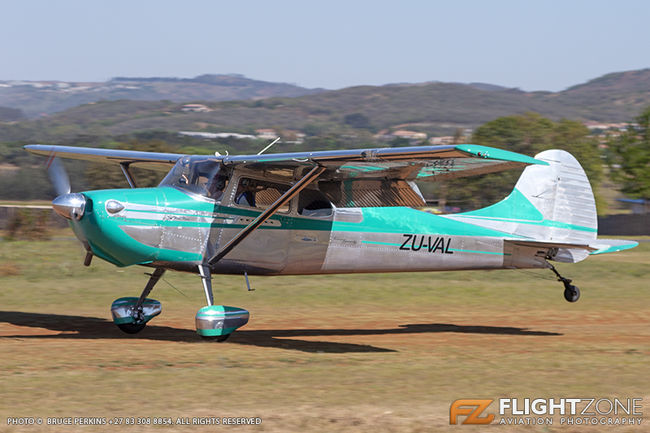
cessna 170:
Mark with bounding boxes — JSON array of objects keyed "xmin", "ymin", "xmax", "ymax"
[{"xmin": 25, "ymin": 143, "xmax": 638, "ymax": 341}]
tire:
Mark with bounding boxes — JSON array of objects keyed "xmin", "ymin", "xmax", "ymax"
[
  {"xmin": 117, "ymin": 322, "xmax": 146, "ymax": 334},
  {"xmin": 563, "ymin": 285, "xmax": 580, "ymax": 303},
  {"xmin": 200, "ymin": 334, "xmax": 230, "ymax": 342}
]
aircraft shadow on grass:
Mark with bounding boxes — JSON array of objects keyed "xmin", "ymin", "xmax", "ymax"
[{"xmin": 0, "ymin": 311, "xmax": 561, "ymax": 354}]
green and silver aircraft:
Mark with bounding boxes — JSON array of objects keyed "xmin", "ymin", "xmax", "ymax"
[{"xmin": 25, "ymin": 143, "xmax": 638, "ymax": 341}]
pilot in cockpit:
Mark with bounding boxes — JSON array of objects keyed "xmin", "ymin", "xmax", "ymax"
[{"xmin": 208, "ymin": 175, "xmax": 228, "ymax": 201}]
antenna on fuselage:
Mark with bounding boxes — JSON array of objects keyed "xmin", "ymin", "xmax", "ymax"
[{"xmin": 257, "ymin": 137, "xmax": 280, "ymax": 155}]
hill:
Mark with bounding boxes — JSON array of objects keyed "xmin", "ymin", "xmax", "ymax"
[
  {"xmin": 551, "ymin": 68, "xmax": 650, "ymax": 121},
  {"xmin": 0, "ymin": 74, "xmax": 324, "ymax": 118},
  {"xmin": 2, "ymin": 68, "xmax": 649, "ymax": 144},
  {"xmin": 0, "ymin": 106, "xmax": 25, "ymax": 122}
]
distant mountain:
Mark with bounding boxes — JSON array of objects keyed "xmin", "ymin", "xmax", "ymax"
[
  {"xmin": 0, "ymin": 74, "xmax": 324, "ymax": 118},
  {"xmin": 0, "ymin": 106, "xmax": 25, "ymax": 121},
  {"xmin": 466, "ymin": 82, "xmax": 513, "ymax": 92},
  {"xmin": 1, "ymin": 69, "xmax": 649, "ymax": 143},
  {"xmin": 550, "ymin": 68, "xmax": 650, "ymax": 121}
]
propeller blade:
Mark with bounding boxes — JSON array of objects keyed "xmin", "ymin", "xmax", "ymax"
[{"xmin": 46, "ymin": 156, "xmax": 71, "ymax": 196}]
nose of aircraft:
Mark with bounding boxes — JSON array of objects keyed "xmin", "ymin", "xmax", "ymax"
[{"xmin": 52, "ymin": 193, "xmax": 87, "ymax": 220}]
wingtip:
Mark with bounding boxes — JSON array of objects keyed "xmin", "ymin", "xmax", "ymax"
[{"xmin": 454, "ymin": 144, "xmax": 549, "ymax": 166}]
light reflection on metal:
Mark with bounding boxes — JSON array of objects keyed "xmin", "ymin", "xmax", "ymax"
[
  {"xmin": 111, "ymin": 297, "xmax": 162, "ymax": 325},
  {"xmin": 105, "ymin": 200, "xmax": 125, "ymax": 214},
  {"xmin": 198, "ymin": 264, "xmax": 214, "ymax": 306},
  {"xmin": 244, "ymin": 271, "xmax": 254, "ymax": 291},
  {"xmin": 52, "ymin": 193, "xmax": 86, "ymax": 220},
  {"xmin": 208, "ymin": 165, "xmax": 326, "ymax": 265},
  {"xmin": 257, "ymin": 137, "xmax": 280, "ymax": 155},
  {"xmin": 120, "ymin": 163, "xmax": 138, "ymax": 188}
]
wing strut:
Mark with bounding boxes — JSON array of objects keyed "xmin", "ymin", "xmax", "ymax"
[
  {"xmin": 207, "ymin": 164, "xmax": 326, "ymax": 266},
  {"xmin": 120, "ymin": 163, "xmax": 138, "ymax": 188}
]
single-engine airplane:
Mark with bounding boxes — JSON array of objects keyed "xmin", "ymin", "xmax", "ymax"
[{"xmin": 25, "ymin": 143, "xmax": 638, "ymax": 341}]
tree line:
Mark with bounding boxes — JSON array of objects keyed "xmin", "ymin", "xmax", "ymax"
[{"xmin": 1, "ymin": 108, "xmax": 648, "ymax": 214}]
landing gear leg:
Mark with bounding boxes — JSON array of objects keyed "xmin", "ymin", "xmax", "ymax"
[
  {"xmin": 195, "ymin": 264, "xmax": 249, "ymax": 342},
  {"xmin": 198, "ymin": 264, "xmax": 214, "ymax": 307},
  {"xmin": 197, "ymin": 265, "xmax": 227, "ymax": 342},
  {"xmin": 112, "ymin": 268, "xmax": 165, "ymax": 334},
  {"xmin": 547, "ymin": 263, "xmax": 580, "ymax": 303}
]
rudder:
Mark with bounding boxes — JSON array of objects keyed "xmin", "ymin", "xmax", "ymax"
[
  {"xmin": 513, "ymin": 149, "xmax": 597, "ymax": 243},
  {"xmin": 450, "ymin": 149, "xmax": 598, "ymax": 246}
]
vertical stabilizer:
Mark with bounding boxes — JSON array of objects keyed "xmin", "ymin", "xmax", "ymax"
[
  {"xmin": 513, "ymin": 149, "xmax": 597, "ymax": 242},
  {"xmin": 448, "ymin": 149, "xmax": 597, "ymax": 262}
]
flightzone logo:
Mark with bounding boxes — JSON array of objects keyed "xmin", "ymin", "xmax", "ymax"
[{"xmin": 450, "ymin": 398, "xmax": 643, "ymax": 426}]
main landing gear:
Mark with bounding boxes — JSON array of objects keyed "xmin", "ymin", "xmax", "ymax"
[
  {"xmin": 111, "ymin": 265, "xmax": 249, "ymax": 341},
  {"xmin": 195, "ymin": 264, "xmax": 249, "ymax": 342},
  {"xmin": 548, "ymin": 263, "xmax": 580, "ymax": 303},
  {"xmin": 111, "ymin": 268, "xmax": 165, "ymax": 334}
]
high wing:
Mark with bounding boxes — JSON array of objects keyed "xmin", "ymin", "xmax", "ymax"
[
  {"xmin": 24, "ymin": 144, "xmax": 183, "ymax": 172},
  {"xmin": 25, "ymin": 143, "xmax": 548, "ymax": 207},
  {"xmin": 220, "ymin": 143, "xmax": 546, "ymax": 180},
  {"xmin": 220, "ymin": 144, "xmax": 548, "ymax": 207}
]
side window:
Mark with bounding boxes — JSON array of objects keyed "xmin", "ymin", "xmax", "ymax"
[
  {"xmin": 207, "ymin": 175, "xmax": 229, "ymax": 201},
  {"xmin": 235, "ymin": 178, "xmax": 290, "ymax": 213},
  {"xmin": 298, "ymin": 188, "xmax": 333, "ymax": 217}
]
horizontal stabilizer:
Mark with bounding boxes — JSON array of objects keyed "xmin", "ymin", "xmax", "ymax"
[
  {"xmin": 504, "ymin": 239, "xmax": 596, "ymax": 264},
  {"xmin": 506, "ymin": 239, "xmax": 597, "ymax": 252},
  {"xmin": 504, "ymin": 238, "xmax": 639, "ymax": 264},
  {"xmin": 589, "ymin": 239, "xmax": 639, "ymax": 255}
]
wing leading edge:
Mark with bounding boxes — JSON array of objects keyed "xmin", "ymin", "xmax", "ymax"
[
  {"xmin": 24, "ymin": 144, "xmax": 184, "ymax": 172},
  {"xmin": 24, "ymin": 143, "xmax": 548, "ymax": 207}
]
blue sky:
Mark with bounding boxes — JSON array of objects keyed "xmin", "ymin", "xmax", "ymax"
[{"xmin": 2, "ymin": 0, "xmax": 649, "ymax": 91}]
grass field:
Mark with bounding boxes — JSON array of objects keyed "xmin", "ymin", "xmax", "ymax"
[{"xmin": 1, "ymin": 230, "xmax": 648, "ymax": 432}]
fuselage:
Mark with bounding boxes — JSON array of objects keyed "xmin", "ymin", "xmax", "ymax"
[{"xmin": 73, "ymin": 185, "xmax": 543, "ymax": 276}]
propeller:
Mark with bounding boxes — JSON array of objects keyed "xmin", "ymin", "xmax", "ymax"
[
  {"xmin": 46, "ymin": 155, "xmax": 71, "ymax": 196},
  {"xmin": 44, "ymin": 154, "xmax": 92, "ymax": 265},
  {"xmin": 45, "ymin": 155, "xmax": 85, "ymax": 221}
]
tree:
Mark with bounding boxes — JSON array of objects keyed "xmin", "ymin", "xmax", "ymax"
[
  {"xmin": 433, "ymin": 113, "xmax": 603, "ymax": 211},
  {"xmin": 343, "ymin": 113, "xmax": 372, "ymax": 130},
  {"xmin": 606, "ymin": 107, "xmax": 650, "ymax": 199}
]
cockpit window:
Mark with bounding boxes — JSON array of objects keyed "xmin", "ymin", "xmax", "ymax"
[
  {"xmin": 234, "ymin": 177, "xmax": 290, "ymax": 213},
  {"xmin": 298, "ymin": 188, "xmax": 333, "ymax": 217},
  {"xmin": 159, "ymin": 156, "xmax": 227, "ymax": 199}
]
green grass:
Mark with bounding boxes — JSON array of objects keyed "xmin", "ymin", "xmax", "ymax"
[{"xmin": 1, "ymin": 231, "xmax": 649, "ymax": 432}]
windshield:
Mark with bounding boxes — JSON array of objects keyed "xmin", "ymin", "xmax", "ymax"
[{"xmin": 159, "ymin": 156, "xmax": 227, "ymax": 199}]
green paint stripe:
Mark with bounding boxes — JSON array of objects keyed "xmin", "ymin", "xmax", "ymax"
[
  {"xmin": 361, "ymin": 240, "xmax": 402, "ymax": 247},
  {"xmin": 117, "ymin": 220, "xmax": 286, "ymax": 232},
  {"xmin": 590, "ymin": 242, "xmax": 638, "ymax": 255},
  {"xmin": 125, "ymin": 208, "xmax": 216, "ymax": 218},
  {"xmin": 448, "ymin": 248, "xmax": 507, "ymax": 256},
  {"xmin": 126, "ymin": 207, "xmax": 284, "ymax": 221},
  {"xmin": 455, "ymin": 144, "xmax": 549, "ymax": 165},
  {"xmin": 340, "ymin": 165, "xmax": 385, "ymax": 172},
  {"xmin": 118, "ymin": 211, "xmax": 523, "ymax": 240},
  {"xmin": 197, "ymin": 312, "xmax": 248, "ymax": 318},
  {"xmin": 459, "ymin": 215, "xmax": 597, "ymax": 233}
]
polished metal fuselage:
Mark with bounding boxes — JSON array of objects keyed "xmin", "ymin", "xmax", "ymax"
[
  {"xmin": 77, "ymin": 168, "xmax": 549, "ymax": 277},
  {"xmin": 207, "ymin": 206, "xmax": 541, "ymax": 276}
]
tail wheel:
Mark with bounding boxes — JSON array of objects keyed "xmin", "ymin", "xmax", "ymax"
[{"xmin": 563, "ymin": 285, "xmax": 580, "ymax": 303}]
